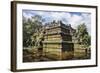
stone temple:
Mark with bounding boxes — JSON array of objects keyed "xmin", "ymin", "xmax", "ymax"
[{"xmin": 42, "ymin": 20, "xmax": 74, "ymax": 60}]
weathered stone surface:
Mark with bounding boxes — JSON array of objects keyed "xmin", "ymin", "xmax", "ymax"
[{"xmin": 43, "ymin": 21, "xmax": 74, "ymax": 60}]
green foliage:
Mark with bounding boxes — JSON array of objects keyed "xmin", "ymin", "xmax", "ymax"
[
  {"xmin": 75, "ymin": 23, "xmax": 91, "ymax": 47},
  {"xmin": 82, "ymin": 34, "xmax": 91, "ymax": 46},
  {"xmin": 23, "ymin": 15, "xmax": 43, "ymax": 47}
]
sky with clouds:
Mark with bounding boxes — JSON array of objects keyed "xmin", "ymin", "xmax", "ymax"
[{"xmin": 23, "ymin": 10, "xmax": 91, "ymax": 35}]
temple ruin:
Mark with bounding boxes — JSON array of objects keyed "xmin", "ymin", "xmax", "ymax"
[{"xmin": 42, "ymin": 21, "xmax": 74, "ymax": 60}]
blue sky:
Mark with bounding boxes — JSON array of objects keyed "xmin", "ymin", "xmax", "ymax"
[{"xmin": 23, "ymin": 10, "xmax": 91, "ymax": 35}]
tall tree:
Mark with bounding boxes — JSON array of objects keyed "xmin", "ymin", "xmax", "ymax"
[
  {"xmin": 23, "ymin": 15, "xmax": 43, "ymax": 47},
  {"xmin": 75, "ymin": 23, "xmax": 91, "ymax": 46}
]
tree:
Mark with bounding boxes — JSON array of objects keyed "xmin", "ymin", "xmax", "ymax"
[
  {"xmin": 75, "ymin": 23, "xmax": 91, "ymax": 46},
  {"xmin": 23, "ymin": 15, "xmax": 43, "ymax": 47},
  {"xmin": 82, "ymin": 34, "xmax": 91, "ymax": 46}
]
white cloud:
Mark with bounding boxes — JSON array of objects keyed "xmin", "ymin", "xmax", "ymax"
[
  {"xmin": 35, "ymin": 11, "xmax": 46, "ymax": 16},
  {"xmin": 23, "ymin": 10, "xmax": 91, "ymax": 34},
  {"xmin": 81, "ymin": 13, "xmax": 91, "ymax": 34},
  {"xmin": 23, "ymin": 12, "xmax": 33, "ymax": 18},
  {"xmin": 50, "ymin": 12, "xmax": 71, "ymax": 21},
  {"xmin": 66, "ymin": 14, "xmax": 83, "ymax": 28}
]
